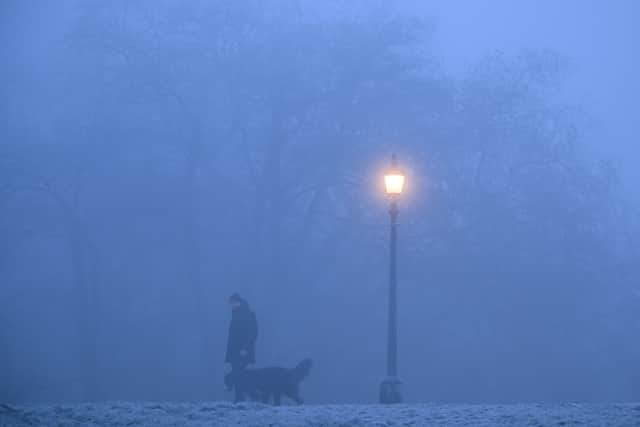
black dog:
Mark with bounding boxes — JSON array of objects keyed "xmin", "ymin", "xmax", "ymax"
[{"xmin": 225, "ymin": 359, "xmax": 312, "ymax": 405}]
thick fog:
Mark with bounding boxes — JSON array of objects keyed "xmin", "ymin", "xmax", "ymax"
[{"xmin": 1, "ymin": 0, "xmax": 639, "ymax": 404}]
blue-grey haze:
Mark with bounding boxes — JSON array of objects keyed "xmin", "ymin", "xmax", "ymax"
[{"xmin": 1, "ymin": 0, "xmax": 638, "ymax": 404}]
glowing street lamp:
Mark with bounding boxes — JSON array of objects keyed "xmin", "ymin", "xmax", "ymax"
[
  {"xmin": 384, "ymin": 159, "xmax": 405, "ymax": 196},
  {"xmin": 380, "ymin": 153, "xmax": 405, "ymax": 404}
]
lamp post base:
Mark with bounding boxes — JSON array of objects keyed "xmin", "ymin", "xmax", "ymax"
[{"xmin": 379, "ymin": 377, "xmax": 403, "ymax": 404}]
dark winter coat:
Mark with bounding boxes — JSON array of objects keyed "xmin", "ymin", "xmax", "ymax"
[{"xmin": 225, "ymin": 302, "xmax": 258, "ymax": 364}]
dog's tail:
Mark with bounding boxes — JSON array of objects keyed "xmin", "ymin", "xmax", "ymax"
[{"xmin": 293, "ymin": 358, "xmax": 313, "ymax": 383}]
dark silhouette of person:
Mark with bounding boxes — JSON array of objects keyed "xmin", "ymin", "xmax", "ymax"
[{"xmin": 225, "ymin": 293, "xmax": 258, "ymax": 376}]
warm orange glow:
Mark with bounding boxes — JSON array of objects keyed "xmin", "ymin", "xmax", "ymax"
[{"xmin": 384, "ymin": 173, "xmax": 405, "ymax": 195}]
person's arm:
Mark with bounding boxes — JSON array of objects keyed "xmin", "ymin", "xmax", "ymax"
[
  {"xmin": 225, "ymin": 319, "xmax": 235, "ymax": 362},
  {"xmin": 237, "ymin": 312, "xmax": 256, "ymax": 356}
]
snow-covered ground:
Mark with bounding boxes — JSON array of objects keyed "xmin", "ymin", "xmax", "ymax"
[{"xmin": 1, "ymin": 402, "xmax": 638, "ymax": 426}]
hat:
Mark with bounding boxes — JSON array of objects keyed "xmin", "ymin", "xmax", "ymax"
[{"xmin": 229, "ymin": 293, "xmax": 243, "ymax": 303}]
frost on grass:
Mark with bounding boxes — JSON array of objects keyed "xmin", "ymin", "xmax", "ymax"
[{"xmin": 0, "ymin": 402, "xmax": 639, "ymax": 426}]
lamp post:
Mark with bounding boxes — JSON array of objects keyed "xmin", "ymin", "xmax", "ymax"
[{"xmin": 380, "ymin": 153, "xmax": 405, "ymax": 404}]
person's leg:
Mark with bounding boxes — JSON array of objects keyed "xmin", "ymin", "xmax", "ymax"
[
  {"xmin": 230, "ymin": 361, "xmax": 246, "ymax": 402},
  {"xmin": 231, "ymin": 358, "xmax": 253, "ymax": 402},
  {"xmin": 224, "ymin": 372, "xmax": 234, "ymax": 392}
]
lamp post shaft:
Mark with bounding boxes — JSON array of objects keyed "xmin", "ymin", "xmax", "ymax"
[
  {"xmin": 380, "ymin": 199, "xmax": 402, "ymax": 403},
  {"xmin": 387, "ymin": 201, "xmax": 398, "ymax": 378}
]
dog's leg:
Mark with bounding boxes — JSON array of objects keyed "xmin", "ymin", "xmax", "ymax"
[
  {"xmin": 288, "ymin": 387, "xmax": 304, "ymax": 405},
  {"xmin": 247, "ymin": 389, "xmax": 259, "ymax": 402}
]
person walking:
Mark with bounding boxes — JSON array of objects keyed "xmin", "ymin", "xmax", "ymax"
[{"xmin": 225, "ymin": 293, "xmax": 258, "ymax": 376}]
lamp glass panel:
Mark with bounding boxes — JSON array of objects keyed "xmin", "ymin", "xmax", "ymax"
[{"xmin": 385, "ymin": 174, "xmax": 405, "ymax": 194}]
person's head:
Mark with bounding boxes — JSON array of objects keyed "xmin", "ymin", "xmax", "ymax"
[{"xmin": 229, "ymin": 293, "xmax": 244, "ymax": 310}]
